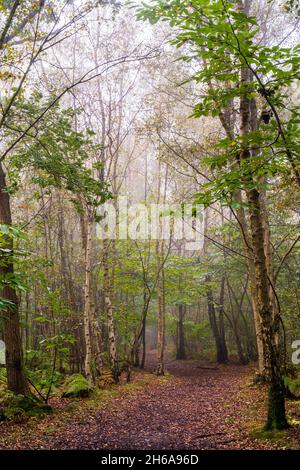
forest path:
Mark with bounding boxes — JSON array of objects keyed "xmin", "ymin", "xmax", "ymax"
[{"xmin": 1, "ymin": 360, "xmax": 258, "ymax": 450}]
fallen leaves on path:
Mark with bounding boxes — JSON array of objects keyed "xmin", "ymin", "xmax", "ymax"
[{"xmin": 1, "ymin": 360, "xmax": 300, "ymax": 450}]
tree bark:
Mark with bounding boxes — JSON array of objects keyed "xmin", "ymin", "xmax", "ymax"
[
  {"xmin": 227, "ymin": 281, "xmax": 248, "ymax": 365},
  {"xmin": 140, "ymin": 290, "xmax": 147, "ymax": 369},
  {"xmin": 239, "ymin": 61, "xmax": 287, "ymax": 429},
  {"xmin": 83, "ymin": 211, "xmax": 93, "ymax": 383},
  {"xmin": 103, "ymin": 239, "xmax": 119, "ymax": 381},
  {"xmin": 0, "ymin": 162, "xmax": 28, "ymax": 395},
  {"xmin": 218, "ymin": 277, "xmax": 228, "ymax": 363},
  {"xmin": 206, "ymin": 275, "xmax": 228, "ymax": 364},
  {"xmin": 203, "ymin": 211, "xmax": 228, "ymax": 363},
  {"xmin": 156, "ymin": 239, "xmax": 166, "ymax": 375},
  {"xmin": 215, "ymin": 52, "xmax": 269, "ymax": 376},
  {"xmin": 91, "ymin": 306, "xmax": 103, "ymax": 378},
  {"xmin": 156, "ymin": 261, "xmax": 165, "ymax": 376},
  {"xmin": 176, "ymin": 304, "xmax": 186, "ymax": 360},
  {"xmin": 235, "ymin": 190, "xmax": 268, "ymax": 375}
]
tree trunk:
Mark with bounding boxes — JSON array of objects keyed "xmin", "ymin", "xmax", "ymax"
[
  {"xmin": 131, "ymin": 291, "xmax": 151, "ymax": 369},
  {"xmin": 83, "ymin": 212, "xmax": 93, "ymax": 383},
  {"xmin": 131, "ymin": 333, "xmax": 140, "ymax": 367},
  {"xmin": 91, "ymin": 306, "xmax": 103, "ymax": 378},
  {"xmin": 176, "ymin": 304, "xmax": 186, "ymax": 360},
  {"xmin": 203, "ymin": 210, "xmax": 227, "ymax": 363},
  {"xmin": 206, "ymin": 276, "xmax": 228, "ymax": 364},
  {"xmin": 247, "ymin": 187, "xmax": 287, "ymax": 429},
  {"xmin": 103, "ymin": 239, "xmax": 119, "ymax": 381},
  {"xmin": 140, "ymin": 293, "xmax": 147, "ymax": 369},
  {"xmin": 235, "ymin": 190, "xmax": 269, "ymax": 375},
  {"xmin": 213, "ymin": 8, "xmax": 269, "ymax": 375},
  {"xmin": 239, "ymin": 61, "xmax": 287, "ymax": 429},
  {"xmin": 156, "ymin": 241, "xmax": 165, "ymax": 376},
  {"xmin": 227, "ymin": 284, "xmax": 249, "ymax": 365},
  {"xmin": 218, "ymin": 277, "xmax": 228, "ymax": 363},
  {"xmin": 227, "ymin": 278, "xmax": 256, "ymax": 362},
  {"xmin": 0, "ymin": 163, "xmax": 28, "ymax": 395}
]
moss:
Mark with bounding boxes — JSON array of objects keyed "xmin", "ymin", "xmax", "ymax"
[
  {"xmin": 284, "ymin": 375, "xmax": 300, "ymax": 396},
  {"xmin": 62, "ymin": 373, "xmax": 92, "ymax": 398},
  {"xmin": 265, "ymin": 380, "xmax": 289, "ymax": 431},
  {"xmin": 1, "ymin": 394, "xmax": 52, "ymax": 421},
  {"xmin": 0, "ymin": 370, "xmax": 172, "ymax": 447},
  {"xmin": 251, "ymin": 426, "xmax": 289, "ymax": 441}
]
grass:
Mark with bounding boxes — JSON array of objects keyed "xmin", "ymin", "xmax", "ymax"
[{"xmin": 250, "ymin": 427, "xmax": 290, "ymax": 441}]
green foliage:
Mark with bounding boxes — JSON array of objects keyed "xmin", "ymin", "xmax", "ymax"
[
  {"xmin": 6, "ymin": 95, "xmax": 111, "ymax": 208},
  {"xmin": 28, "ymin": 369, "xmax": 63, "ymax": 395},
  {"xmin": 1, "ymin": 394, "xmax": 52, "ymax": 421},
  {"xmin": 136, "ymin": 0, "xmax": 300, "ymax": 200},
  {"xmin": 283, "ymin": 0, "xmax": 300, "ymax": 16},
  {"xmin": 61, "ymin": 374, "xmax": 92, "ymax": 398},
  {"xmin": 0, "ymin": 224, "xmax": 28, "ymax": 241},
  {"xmin": 0, "ymin": 224, "xmax": 28, "ymax": 313},
  {"xmin": 185, "ymin": 319, "xmax": 210, "ymax": 341}
]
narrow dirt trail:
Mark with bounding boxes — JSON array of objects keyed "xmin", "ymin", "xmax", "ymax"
[{"xmin": 0, "ymin": 361, "xmax": 257, "ymax": 450}]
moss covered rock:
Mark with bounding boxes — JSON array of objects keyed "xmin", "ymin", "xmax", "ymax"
[{"xmin": 62, "ymin": 373, "xmax": 92, "ymax": 398}]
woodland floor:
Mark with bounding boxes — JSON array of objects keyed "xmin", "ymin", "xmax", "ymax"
[{"xmin": 1, "ymin": 357, "xmax": 300, "ymax": 450}]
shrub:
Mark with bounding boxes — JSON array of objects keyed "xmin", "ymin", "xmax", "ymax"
[{"xmin": 1, "ymin": 394, "xmax": 52, "ymax": 421}]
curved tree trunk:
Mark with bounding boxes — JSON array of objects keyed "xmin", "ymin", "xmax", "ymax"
[
  {"xmin": 239, "ymin": 59, "xmax": 287, "ymax": 429},
  {"xmin": 247, "ymin": 187, "xmax": 287, "ymax": 429}
]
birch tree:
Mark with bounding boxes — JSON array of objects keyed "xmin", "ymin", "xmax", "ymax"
[{"xmin": 137, "ymin": 0, "xmax": 300, "ymax": 430}]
